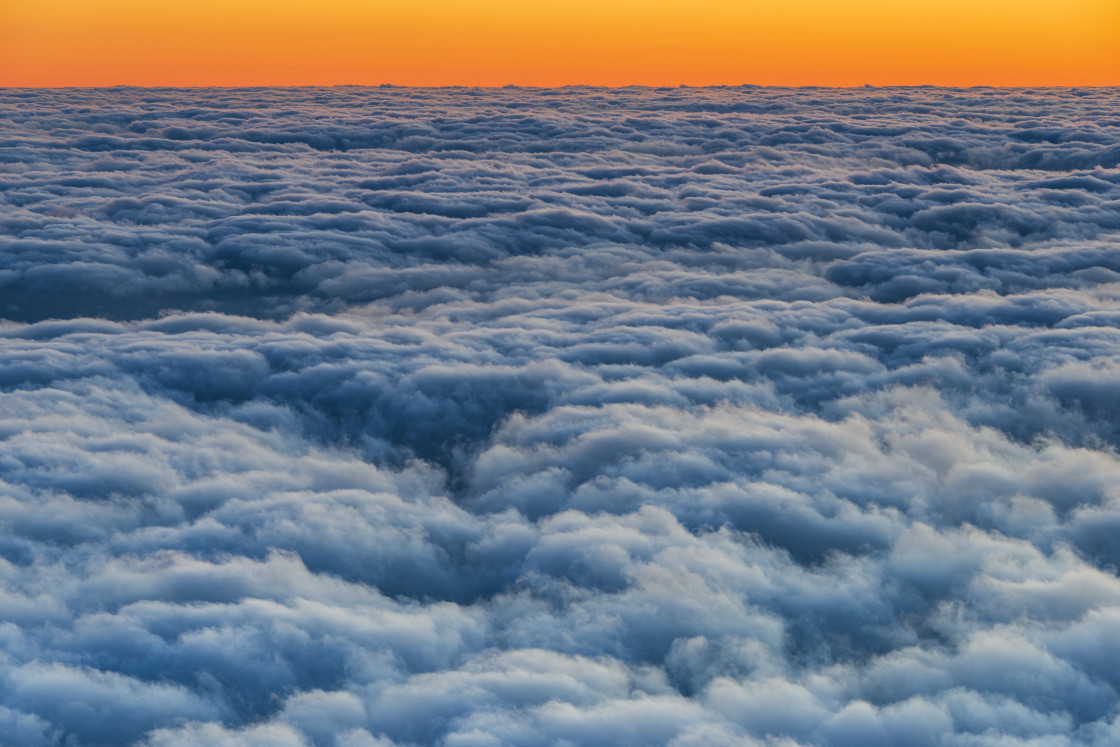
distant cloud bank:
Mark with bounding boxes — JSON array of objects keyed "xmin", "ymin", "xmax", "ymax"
[{"xmin": 2, "ymin": 86, "xmax": 1120, "ymax": 745}]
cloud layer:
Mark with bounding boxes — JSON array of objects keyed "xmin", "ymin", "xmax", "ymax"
[{"xmin": 2, "ymin": 86, "xmax": 1120, "ymax": 745}]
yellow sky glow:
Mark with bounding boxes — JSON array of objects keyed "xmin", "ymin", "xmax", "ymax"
[{"xmin": 1, "ymin": 0, "xmax": 1117, "ymax": 87}]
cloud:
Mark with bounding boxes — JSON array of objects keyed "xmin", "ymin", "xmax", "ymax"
[{"xmin": 1, "ymin": 85, "xmax": 1120, "ymax": 744}]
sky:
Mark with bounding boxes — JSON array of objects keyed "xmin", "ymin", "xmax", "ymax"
[{"xmin": 1, "ymin": 0, "xmax": 1118, "ymax": 87}]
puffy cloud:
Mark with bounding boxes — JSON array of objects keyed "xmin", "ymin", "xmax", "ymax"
[{"xmin": 1, "ymin": 85, "xmax": 1120, "ymax": 744}]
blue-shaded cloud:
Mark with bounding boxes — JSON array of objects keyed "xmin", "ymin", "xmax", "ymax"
[{"xmin": 2, "ymin": 86, "xmax": 1120, "ymax": 745}]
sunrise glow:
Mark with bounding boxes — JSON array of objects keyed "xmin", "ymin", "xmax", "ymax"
[{"xmin": 2, "ymin": 0, "xmax": 1117, "ymax": 87}]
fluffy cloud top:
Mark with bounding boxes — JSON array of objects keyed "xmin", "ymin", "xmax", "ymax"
[{"xmin": 2, "ymin": 86, "xmax": 1120, "ymax": 745}]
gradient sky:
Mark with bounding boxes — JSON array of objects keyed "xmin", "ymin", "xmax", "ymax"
[{"xmin": 2, "ymin": 0, "xmax": 1118, "ymax": 87}]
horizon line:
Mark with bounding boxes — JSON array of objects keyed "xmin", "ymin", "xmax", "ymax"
[{"xmin": 5, "ymin": 83, "xmax": 1120, "ymax": 91}]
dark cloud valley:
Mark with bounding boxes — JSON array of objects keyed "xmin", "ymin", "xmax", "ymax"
[{"xmin": 2, "ymin": 86, "xmax": 1120, "ymax": 745}]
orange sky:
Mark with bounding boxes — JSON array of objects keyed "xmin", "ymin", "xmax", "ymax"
[{"xmin": 2, "ymin": 0, "xmax": 1117, "ymax": 87}]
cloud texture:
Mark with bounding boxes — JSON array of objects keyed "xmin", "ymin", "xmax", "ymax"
[{"xmin": 3, "ymin": 85, "xmax": 1120, "ymax": 745}]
